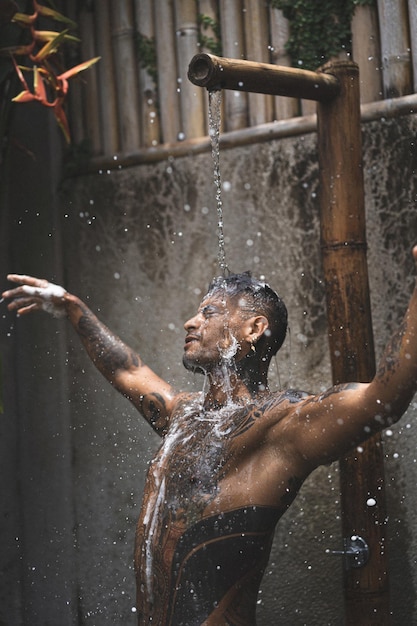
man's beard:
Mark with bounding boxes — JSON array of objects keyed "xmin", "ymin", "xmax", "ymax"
[
  {"xmin": 182, "ymin": 334, "xmax": 240, "ymax": 374},
  {"xmin": 182, "ymin": 352, "xmax": 210, "ymax": 374}
]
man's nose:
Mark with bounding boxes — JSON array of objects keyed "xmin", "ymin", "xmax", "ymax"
[{"xmin": 184, "ymin": 314, "xmax": 199, "ymax": 331}]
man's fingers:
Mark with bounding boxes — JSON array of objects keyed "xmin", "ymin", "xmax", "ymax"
[
  {"xmin": 6, "ymin": 274, "xmax": 48, "ymax": 288},
  {"xmin": 2, "ymin": 286, "xmax": 37, "ymax": 299},
  {"xmin": 16, "ymin": 303, "xmax": 39, "ymax": 316},
  {"xmin": 6, "ymin": 296, "xmax": 41, "ymax": 311},
  {"xmin": 3, "ymin": 275, "xmax": 48, "ymax": 299},
  {"xmin": 2, "ymin": 275, "xmax": 67, "ymax": 319}
]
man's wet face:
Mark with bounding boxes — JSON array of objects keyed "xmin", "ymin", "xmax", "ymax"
[{"xmin": 182, "ymin": 293, "xmax": 243, "ymax": 372}]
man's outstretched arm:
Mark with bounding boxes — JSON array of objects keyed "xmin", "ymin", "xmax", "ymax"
[
  {"xmin": 2, "ymin": 274, "xmax": 177, "ymax": 435},
  {"xmin": 277, "ymin": 245, "xmax": 417, "ymax": 467}
]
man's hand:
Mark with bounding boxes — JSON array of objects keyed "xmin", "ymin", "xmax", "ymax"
[
  {"xmin": 2, "ymin": 273, "xmax": 177, "ymax": 433},
  {"xmin": 2, "ymin": 274, "xmax": 68, "ymax": 319}
]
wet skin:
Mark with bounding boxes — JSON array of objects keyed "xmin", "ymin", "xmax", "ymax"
[
  {"xmin": 134, "ymin": 388, "xmax": 308, "ymax": 625},
  {"xmin": 132, "ymin": 295, "xmax": 364, "ymax": 624},
  {"xmin": 3, "ymin": 255, "xmax": 417, "ymax": 625},
  {"xmin": 124, "ymin": 287, "xmax": 417, "ymax": 625},
  {"xmin": 134, "ymin": 295, "xmax": 299, "ymax": 624}
]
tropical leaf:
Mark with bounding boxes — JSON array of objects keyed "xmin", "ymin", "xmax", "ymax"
[
  {"xmin": 58, "ymin": 56, "xmax": 100, "ymax": 82},
  {"xmin": 12, "ymin": 89, "xmax": 36, "ymax": 102},
  {"xmin": 11, "ymin": 57, "xmax": 30, "ymax": 90},
  {"xmin": 33, "ymin": 30, "xmax": 80, "ymax": 44},
  {"xmin": 4, "ymin": 0, "xmax": 99, "ymax": 143},
  {"xmin": 31, "ymin": 29, "xmax": 68, "ymax": 62},
  {"xmin": 33, "ymin": 65, "xmax": 47, "ymax": 102},
  {"xmin": 53, "ymin": 102, "xmax": 70, "ymax": 143},
  {"xmin": 11, "ymin": 10, "xmax": 37, "ymax": 26},
  {"xmin": 34, "ymin": 2, "xmax": 77, "ymax": 28}
]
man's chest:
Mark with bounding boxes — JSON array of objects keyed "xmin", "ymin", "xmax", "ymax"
[{"xmin": 148, "ymin": 402, "xmax": 300, "ymax": 520}]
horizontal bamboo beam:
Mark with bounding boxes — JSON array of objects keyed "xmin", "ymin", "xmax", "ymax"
[
  {"xmin": 187, "ymin": 53, "xmax": 340, "ymax": 102},
  {"xmin": 75, "ymin": 92, "xmax": 417, "ymax": 174}
]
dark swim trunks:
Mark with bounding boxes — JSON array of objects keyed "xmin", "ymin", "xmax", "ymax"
[{"xmin": 165, "ymin": 505, "xmax": 281, "ymax": 625}]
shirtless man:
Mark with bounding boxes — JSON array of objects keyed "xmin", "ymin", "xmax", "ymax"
[{"xmin": 3, "ymin": 248, "xmax": 417, "ymax": 625}]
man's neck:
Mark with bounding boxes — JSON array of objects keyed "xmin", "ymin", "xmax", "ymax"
[{"xmin": 202, "ymin": 361, "xmax": 269, "ymax": 409}]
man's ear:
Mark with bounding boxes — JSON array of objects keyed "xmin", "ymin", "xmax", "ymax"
[{"xmin": 248, "ymin": 315, "xmax": 269, "ymax": 344}]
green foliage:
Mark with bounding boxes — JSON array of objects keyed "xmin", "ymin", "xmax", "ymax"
[
  {"xmin": 136, "ymin": 32, "xmax": 158, "ymax": 86},
  {"xmin": 198, "ymin": 13, "xmax": 222, "ymax": 56},
  {"xmin": 271, "ymin": 0, "xmax": 375, "ymax": 70}
]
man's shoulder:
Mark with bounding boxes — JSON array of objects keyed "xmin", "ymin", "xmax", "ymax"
[
  {"xmin": 259, "ymin": 388, "xmax": 312, "ymax": 410},
  {"xmin": 172, "ymin": 390, "xmax": 202, "ymax": 411}
]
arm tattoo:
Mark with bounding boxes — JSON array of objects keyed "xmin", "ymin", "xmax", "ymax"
[
  {"xmin": 77, "ymin": 309, "xmax": 141, "ymax": 378},
  {"xmin": 298, "ymin": 382, "xmax": 360, "ymax": 407},
  {"xmin": 376, "ymin": 319, "xmax": 407, "ymax": 384},
  {"xmin": 139, "ymin": 392, "xmax": 167, "ymax": 429},
  {"xmin": 227, "ymin": 392, "xmax": 308, "ymax": 439},
  {"xmin": 318, "ymin": 382, "xmax": 360, "ymax": 400}
]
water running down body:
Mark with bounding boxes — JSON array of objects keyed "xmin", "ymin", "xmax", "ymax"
[{"xmin": 3, "ymin": 250, "xmax": 417, "ymax": 624}]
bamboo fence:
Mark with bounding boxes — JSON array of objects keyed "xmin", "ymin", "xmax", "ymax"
[{"xmin": 65, "ymin": 0, "xmax": 417, "ymax": 158}]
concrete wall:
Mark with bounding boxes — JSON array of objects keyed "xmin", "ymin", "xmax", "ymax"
[
  {"xmin": 1, "ymin": 111, "xmax": 417, "ymax": 625},
  {"xmin": 0, "ymin": 105, "xmax": 76, "ymax": 624}
]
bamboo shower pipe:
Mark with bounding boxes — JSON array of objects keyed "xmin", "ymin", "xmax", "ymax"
[
  {"xmin": 188, "ymin": 53, "xmax": 389, "ymax": 625},
  {"xmin": 187, "ymin": 52, "xmax": 340, "ymax": 100}
]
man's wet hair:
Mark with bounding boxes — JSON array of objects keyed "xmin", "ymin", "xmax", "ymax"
[{"xmin": 206, "ymin": 272, "xmax": 288, "ymax": 358}]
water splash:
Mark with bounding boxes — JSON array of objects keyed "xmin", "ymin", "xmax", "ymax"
[
  {"xmin": 139, "ymin": 357, "xmax": 247, "ymax": 605},
  {"xmin": 208, "ymin": 89, "xmax": 229, "ymax": 276},
  {"xmin": 216, "ymin": 334, "xmax": 239, "ymax": 403}
]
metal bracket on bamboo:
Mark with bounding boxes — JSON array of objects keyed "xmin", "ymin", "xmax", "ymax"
[
  {"xmin": 326, "ymin": 535, "xmax": 370, "ymax": 571},
  {"xmin": 187, "ymin": 53, "xmax": 340, "ymax": 102}
]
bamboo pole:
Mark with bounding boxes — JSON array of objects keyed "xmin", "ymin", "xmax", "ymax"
[
  {"xmin": 174, "ymin": 0, "xmax": 206, "ymax": 139},
  {"xmin": 197, "ymin": 0, "xmax": 223, "ymax": 132},
  {"xmin": 242, "ymin": 0, "xmax": 273, "ymax": 126},
  {"xmin": 153, "ymin": 0, "xmax": 181, "ymax": 144},
  {"xmin": 302, "ymin": 51, "xmax": 349, "ymax": 116},
  {"xmin": 134, "ymin": 0, "xmax": 160, "ymax": 147},
  {"xmin": 377, "ymin": 0, "xmax": 412, "ymax": 97},
  {"xmin": 351, "ymin": 4, "xmax": 383, "ymax": 103},
  {"xmin": 408, "ymin": 0, "xmax": 417, "ymax": 92},
  {"xmin": 187, "ymin": 53, "xmax": 340, "ymax": 101},
  {"xmin": 79, "ymin": 5, "xmax": 101, "ymax": 155},
  {"xmin": 110, "ymin": 0, "xmax": 141, "ymax": 152},
  {"xmin": 95, "ymin": 0, "xmax": 119, "ymax": 155},
  {"xmin": 317, "ymin": 60, "xmax": 390, "ymax": 625},
  {"xmin": 218, "ymin": 0, "xmax": 248, "ymax": 131},
  {"xmin": 269, "ymin": 5, "xmax": 299, "ymax": 120}
]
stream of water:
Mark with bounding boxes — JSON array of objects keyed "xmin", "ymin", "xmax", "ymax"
[
  {"xmin": 140, "ymin": 89, "xmax": 236, "ymax": 611},
  {"xmin": 208, "ymin": 89, "xmax": 229, "ymax": 276}
]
